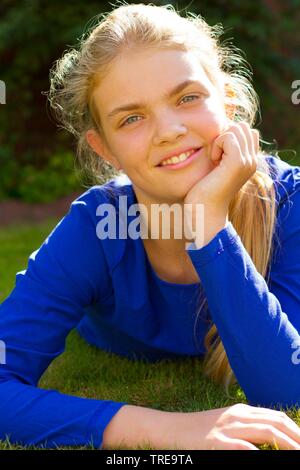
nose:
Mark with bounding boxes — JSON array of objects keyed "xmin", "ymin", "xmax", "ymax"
[{"xmin": 152, "ymin": 112, "xmax": 187, "ymax": 145}]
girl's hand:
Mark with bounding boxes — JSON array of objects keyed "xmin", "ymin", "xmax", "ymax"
[
  {"xmin": 183, "ymin": 121, "xmax": 259, "ymax": 247},
  {"xmin": 184, "ymin": 121, "xmax": 259, "ymax": 215},
  {"xmin": 165, "ymin": 403, "xmax": 300, "ymax": 450}
]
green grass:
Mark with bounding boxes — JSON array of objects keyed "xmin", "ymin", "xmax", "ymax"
[{"xmin": 0, "ymin": 218, "xmax": 299, "ymax": 450}]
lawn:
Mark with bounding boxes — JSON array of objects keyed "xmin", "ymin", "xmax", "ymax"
[{"xmin": 0, "ymin": 218, "xmax": 299, "ymax": 450}]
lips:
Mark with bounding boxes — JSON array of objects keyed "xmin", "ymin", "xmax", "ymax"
[
  {"xmin": 158, "ymin": 147, "xmax": 203, "ymax": 170},
  {"xmin": 157, "ymin": 147, "xmax": 201, "ymax": 166}
]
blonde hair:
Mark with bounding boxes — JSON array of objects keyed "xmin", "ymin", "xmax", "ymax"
[{"xmin": 47, "ymin": 2, "xmax": 279, "ymax": 389}]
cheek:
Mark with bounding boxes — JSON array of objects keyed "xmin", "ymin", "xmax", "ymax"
[
  {"xmin": 116, "ymin": 131, "xmax": 146, "ymax": 152},
  {"xmin": 196, "ymin": 101, "xmax": 227, "ymax": 137}
]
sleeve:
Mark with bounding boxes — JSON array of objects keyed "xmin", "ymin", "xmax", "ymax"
[
  {"xmin": 0, "ymin": 197, "xmax": 128, "ymax": 449},
  {"xmin": 185, "ymin": 187, "xmax": 300, "ymax": 409}
]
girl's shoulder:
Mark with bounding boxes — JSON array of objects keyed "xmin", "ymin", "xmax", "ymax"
[
  {"xmin": 68, "ymin": 173, "xmax": 134, "ymax": 271},
  {"xmin": 264, "ymin": 154, "xmax": 300, "ymax": 206},
  {"xmin": 71, "ymin": 173, "xmax": 134, "ymax": 217}
]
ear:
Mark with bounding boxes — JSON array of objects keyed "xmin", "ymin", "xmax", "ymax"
[
  {"xmin": 224, "ymin": 83, "xmax": 236, "ymax": 120},
  {"xmin": 85, "ymin": 129, "xmax": 122, "ymax": 170}
]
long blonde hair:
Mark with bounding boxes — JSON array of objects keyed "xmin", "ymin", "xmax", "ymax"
[{"xmin": 47, "ymin": 2, "xmax": 278, "ymax": 389}]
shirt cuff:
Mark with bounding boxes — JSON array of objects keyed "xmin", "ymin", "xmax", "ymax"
[
  {"xmin": 185, "ymin": 221, "xmax": 239, "ymax": 267},
  {"xmin": 87, "ymin": 400, "xmax": 129, "ymax": 449}
]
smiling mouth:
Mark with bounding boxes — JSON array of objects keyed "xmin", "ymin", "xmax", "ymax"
[{"xmin": 158, "ymin": 147, "xmax": 202, "ymax": 169}]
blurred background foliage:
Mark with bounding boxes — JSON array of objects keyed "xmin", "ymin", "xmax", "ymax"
[{"xmin": 0, "ymin": 0, "xmax": 299, "ymax": 202}]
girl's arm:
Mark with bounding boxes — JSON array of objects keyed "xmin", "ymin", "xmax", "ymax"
[
  {"xmin": 102, "ymin": 403, "xmax": 300, "ymax": 450},
  {"xmin": 0, "ymin": 194, "xmax": 128, "ymax": 449},
  {"xmin": 185, "ymin": 182, "xmax": 300, "ymax": 408}
]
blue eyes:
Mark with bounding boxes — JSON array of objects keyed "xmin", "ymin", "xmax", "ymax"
[
  {"xmin": 122, "ymin": 115, "xmax": 142, "ymax": 126},
  {"xmin": 120, "ymin": 94, "xmax": 200, "ymax": 127},
  {"xmin": 180, "ymin": 94, "xmax": 200, "ymax": 104}
]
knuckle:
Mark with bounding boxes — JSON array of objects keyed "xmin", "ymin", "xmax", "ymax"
[
  {"xmin": 231, "ymin": 125, "xmax": 245, "ymax": 137},
  {"xmin": 239, "ymin": 121, "xmax": 250, "ymax": 129},
  {"xmin": 227, "ymin": 403, "xmax": 248, "ymax": 417},
  {"xmin": 219, "ymin": 412, "xmax": 233, "ymax": 426},
  {"xmin": 230, "ymin": 123, "xmax": 242, "ymax": 130},
  {"xmin": 276, "ymin": 412, "xmax": 288, "ymax": 426},
  {"xmin": 264, "ymin": 424, "xmax": 275, "ymax": 438},
  {"xmin": 233, "ymin": 403, "xmax": 248, "ymax": 411},
  {"xmin": 225, "ymin": 131, "xmax": 237, "ymax": 140}
]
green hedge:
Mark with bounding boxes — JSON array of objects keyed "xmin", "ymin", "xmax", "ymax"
[{"xmin": 0, "ymin": 0, "xmax": 299, "ymax": 202}]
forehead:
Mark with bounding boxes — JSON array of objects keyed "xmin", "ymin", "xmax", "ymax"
[{"xmin": 92, "ymin": 48, "xmax": 213, "ymax": 113}]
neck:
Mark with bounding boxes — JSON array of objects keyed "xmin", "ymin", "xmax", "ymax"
[{"xmin": 132, "ymin": 185, "xmax": 194, "ymax": 255}]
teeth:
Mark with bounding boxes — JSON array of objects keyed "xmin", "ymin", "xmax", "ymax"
[{"xmin": 161, "ymin": 149, "xmax": 195, "ymax": 166}]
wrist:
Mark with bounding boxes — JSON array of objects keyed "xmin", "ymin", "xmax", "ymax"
[
  {"xmin": 102, "ymin": 404, "xmax": 176, "ymax": 450},
  {"xmin": 193, "ymin": 208, "xmax": 229, "ymax": 249}
]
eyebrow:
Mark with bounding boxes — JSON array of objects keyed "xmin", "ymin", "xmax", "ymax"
[{"xmin": 106, "ymin": 79, "xmax": 207, "ymax": 120}]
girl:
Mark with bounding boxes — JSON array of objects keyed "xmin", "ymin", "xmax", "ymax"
[{"xmin": 0, "ymin": 2, "xmax": 300, "ymax": 451}]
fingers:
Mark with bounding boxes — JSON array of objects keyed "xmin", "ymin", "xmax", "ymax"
[
  {"xmin": 211, "ymin": 131, "xmax": 243, "ymax": 164},
  {"xmin": 239, "ymin": 409, "xmax": 300, "ymax": 446},
  {"xmin": 224, "ymin": 438, "xmax": 259, "ymax": 450},
  {"xmin": 227, "ymin": 123, "xmax": 250, "ymax": 159},
  {"xmin": 251, "ymin": 128, "xmax": 260, "ymax": 154},
  {"xmin": 238, "ymin": 121, "xmax": 255, "ymax": 157},
  {"xmin": 237, "ymin": 423, "xmax": 300, "ymax": 450},
  {"xmin": 210, "ymin": 136, "xmax": 224, "ymax": 162},
  {"xmin": 227, "ymin": 121, "xmax": 258, "ymax": 173},
  {"xmin": 225, "ymin": 404, "xmax": 300, "ymax": 450},
  {"xmin": 228, "ymin": 122, "xmax": 256, "ymax": 162},
  {"xmin": 211, "ymin": 121, "xmax": 259, "ymax": 172}
]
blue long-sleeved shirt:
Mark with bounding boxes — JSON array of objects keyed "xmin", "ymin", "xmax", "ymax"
[{"xmin": 0, "ymin": 154, "xmax": 300, "ymax": 449}]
